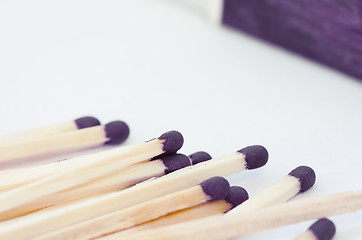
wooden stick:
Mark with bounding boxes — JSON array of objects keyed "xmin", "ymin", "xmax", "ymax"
[
  {"xmin": 0, "ymin": 139, "xmax": 161, "ymax": 192},
  {"xmin": 0, "ymin": 121, "xmax": 129, "ymax": 165},
  {"xmin": 100, "ymin": 203, "xmax": 230, "ymax": 240},
  {"xmin": 96, "ymin": 165, "xmax": 313, "ymax": 240},
  {"xmin": 99, "ymin": 186, "xmax": 248, "ymax": 240},
  {"xmin": 0, "ymin": 163, "xmax": 65, "ymax": 192},
  {"xmin": 0, "ymin": 145, "xmax": 135, "ymax": 192},
  {"xmin": 0, "ymin": 145, "xmax": 267, "ymax": 237},
  {"xmin": 119, "ymin": 190, "xmax": 362, "ymax": 240},
  {"xmin": 0, "ymin": 150, "xmax": 208, "ymax": 193},
  {"xmin": 294, "ymin": 231, "xmax": 319, "ymax": 240},
  {"xmin": 228, "ymin": 166, "xmax": 316, "ymax": 215},
  {"xmin": 0, "ymin": 131, "xmax": 183, "ymax": 220},
  {"xmin": 293, "ymin": 218, "xmax": 336, "ymax": 240},
  {"xmin": 0, "ymin": 116, "xmax": 100, "ymax": 145},
  {"xmin": 1, "ymin": 177, "xmax": 230, "ymax": 240},
  {"xmin": 26, "ymin": 154, "xmax": 191, "ymax": 209},
  {"xmin": 122, "ymin": 165, "xmax": 311, "ymax": 240}
]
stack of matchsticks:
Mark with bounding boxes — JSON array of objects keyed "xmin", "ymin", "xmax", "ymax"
[{"xmin": 0, "ymin": 116, "xmax": 361, "ymax": 240}]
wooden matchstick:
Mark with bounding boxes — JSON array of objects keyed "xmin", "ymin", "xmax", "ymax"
[
  {"xmin": 0, "ymin": 116, "xmax": 100, "ymax": 145},
  {"xmin": 0, "ymin": 120, "xmax": 129, "ymax": 165},
  {"xmin": 26, "ymin": 154, "xmax": 192, "ymax": 208},
  {"xmin": 0, "ymin": 145, "xmax": 142, "ymax": 193},
  {"xmin": 108, "ymin": 165, "xmax": 315, "ymax": 239},
  {"xmin": 119, "ymin": 190, "xmax": 362, "ymax": 240},
  {"xmin": 0, "ymin": 145, "xmax": 267, "ymax": 236},
  {"xmin": 100, "ymin": 186, "xmax": 249, "ymax": 240},
  {"xmin": 0, "ymin": 162, "xmax": 71, "ymax": 192},
  {"xmin": 0, "ymin": 149, "xmax": 205, "ymax": 193},
  {"xmin": 0, "ymin": 139, "xmax": 192, "ymax": 193},
  {"xmin": 1, "ymin": 177, "xmax": 230, "ymax": 240},
  {"xmin": 294, "ymin": 218, "xmax": 336, "ymax": 240},
  {"xmin": 0, "ymin": 147, "xmax": 117, "ymax": 192},
  {"xmin": 0, "ymin": 130, "xmax": 184, "ymax": 220},
  {"xmin": 227, "ymin": 166, "xmax": 316, "ymax": 215}
]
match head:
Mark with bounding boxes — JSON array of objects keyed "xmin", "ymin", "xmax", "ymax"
[
  {"xmin": 289, "ymin": 166, "xmax": 316, "ymax": 193},
  {"xmin": 309, "ymin": 218, "xmax": 336, "ymax": 240},
  {"xmin": 104, "ymin": 121, "xmax": 130, "ymax": 145},
  {"xmin": 224, "ymin": 186, "xmax": 249, "ymax": 210},
  {"xmin": 158, "ymin": 131, "xmax": 184, "ymax": 153},
  {"xmin": 237, "ymin": 145, "xmax": 268, "ymax": 170},
  {"xmin": 199, "ymin": 176, "xmax": 230, "ymax": 201},
  {"xmin": 160, "ymin": 154, "xmax": 191, "ymax": 174},
  {"xmin": 74, "ymin": 116, "xmax": 101, "ymax": 129},
  {"xmin": 188, "ymin": 151, "xmax": 212, "ymax": 165}
]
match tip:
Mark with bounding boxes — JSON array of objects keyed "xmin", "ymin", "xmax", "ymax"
[
  {"xmin": 309, "ymin": 218, "xmax": 336, "ymax": 240},
  {"xmin": 224, "ymin": 186, "xmax": 249, "ymax": 210},
  {"xmin": 188, "ymin": 151, "xmax": 212, "ymax": 165},
  {"xmin": 288, "ymin": 166, "xmax": 316, "ymax": 193},
  {"xmin": 238, "ymin": 145, "xmax": 268, "ymax": 170},
  {"xmin": 75, "ymin": 116, "xmax": 101, "ymax": 129},
  {"xmin": 105, "ymin": 121, "xmax": 130, "ymax": 145},
  {"xmin": 158, "ymin": 131, "xmax": 184, "ymax": 153},
  {"xmin": 160, "ymin": 154, "xmax": 191, "ymax": 174},
  {"xmin": 200, "ymin": 176, "xmax": 230, "ymax": 201}
]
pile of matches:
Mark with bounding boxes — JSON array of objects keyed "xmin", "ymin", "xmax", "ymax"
[{"xmin": 0, "ymin": 116, "xmax": 361, "ymax": 240}]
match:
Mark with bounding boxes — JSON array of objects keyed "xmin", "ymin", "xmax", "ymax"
[
  {"xmin": 0, "ymin": 116, "xmax": 100, "ymax": 145},
  {"xmin": 228, "ymin": 165, "xmax": 316, "ymax": 215},
  {"xmin": 27, "ymin": 153, "xmax": 192, "ymax": 208},
  {"xmin": 0, "ymin": 161, "xmax": 73, "ymax": 192},
  {"xmin": 0, "ymin": 131, "xmax": 183, "ymax": 192},
  {"xmin": 119, "ymin": 190, "xmax": 362, "ymax": 240},
  {"xmin": 0, "ymin": 130, "xmax": 184, "ymax": 220},
  {"xmin": 2, "ymin": 177, "xmax": 230, "ymax": 240},
  {"xmin": 294, "ymin": 218, "xmax": 336, "ymax": 240},
  {"xmin": 0, "ymin": 120, "xmax": 129, "ymax": 165},
  {"xmin": 110, "ymin": 165, "xmax": 315, "ymax": 239},
  {"xmin": 0, "ymin": 149, "xmax": 205, "ymax": 193},
  {"xmin": 100, "ymin": 186, "xmax": 249, "ymax": 240},
  {"xmin": 0, "ymin": 145, "xmax": 267, "ymax": 236}
]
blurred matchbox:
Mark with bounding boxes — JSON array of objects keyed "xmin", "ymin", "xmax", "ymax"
[{"xmin": 222, "ymin": 0, "xmax": 362, "ymax": 80}]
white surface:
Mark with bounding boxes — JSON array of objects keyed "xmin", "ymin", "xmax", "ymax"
[{"xmin": 0, "ymin": 0, "xmax": 361, "ymax": 239}]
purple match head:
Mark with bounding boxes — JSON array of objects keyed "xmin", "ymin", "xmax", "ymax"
[
  {"xmin": 288, "ymin": 166, "xmax": 316, "ymax": 193},
  {"xmin": 160, "ymin": 154, "xmax": 191, "ymax": 174},
  {"xmin": 199, "ymin": 176, "xmax": 230, "ymax": 201},
  {"xmin": 188, "ymin": 151, "xmax": 212, "ymax": 165},
  {"xmin": 224, "ymin": 186, "xmax": 249, "ymax": 210},
  {"xmin": 237, "ymin": 145, "xmax": 268, "ymax": 170},
  {"xmin": 104, "ymin": 121, "xmax": 130, "ymax": 145},
  {"xmin": 309, "ymin": 218, "xmax": 336, "ymax": 240},
  {"xmin": 158, "ymin": 130, "xmax": 184, "ymax": 153},
  {"xmin": 74, "ymin": 116, "xmax": 100, "ymax": 129}
]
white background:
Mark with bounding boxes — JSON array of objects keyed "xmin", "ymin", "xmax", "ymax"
[{"xmin": 0, "ymin": 0, "xmax": 361, "ymax": 239}]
